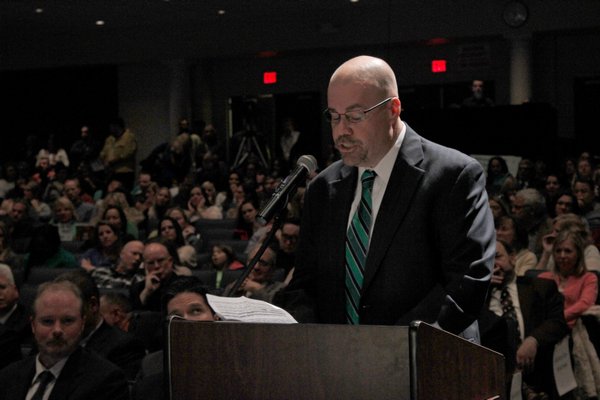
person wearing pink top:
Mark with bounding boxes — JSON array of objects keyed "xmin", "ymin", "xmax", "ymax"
[{"xmin": 539, "ymin": 228, "xmax": 598, "ymax": 328}]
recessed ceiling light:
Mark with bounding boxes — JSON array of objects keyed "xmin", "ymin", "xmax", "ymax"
[
  {"xmin": 96, "ymin": 20, "xmax": 105, "ymax": 26},
  {"xmin": 350, "ymin": 0, "xmax": 359, "ymax": 3},
  {"xmin": 218, "ymin": 9, "xmax": 226, "ymax": 15},
  {"xmin": 35, "ymin": 8, "xmax": 43, "ymax": 14}
]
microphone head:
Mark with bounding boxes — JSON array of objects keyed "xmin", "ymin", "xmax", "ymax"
[{"xmin": 297, "ymin": 155, "xmax": 318, "ymax": 174}]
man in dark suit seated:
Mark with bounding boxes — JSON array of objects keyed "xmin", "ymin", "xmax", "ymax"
[
  {"xmin": 55, "ymin": 270, "xmax": 146, "ymax": 380},
  {"xmin": 479, "ymin": 240, "xmax": 569, "ymax": 399},
  {"xmin": 0, "ymin": 280, "xmax": 129, "ymax": 400},
  {"xmin": 0, "ymin": 263, "xmax": 32, "ymax": 369}
]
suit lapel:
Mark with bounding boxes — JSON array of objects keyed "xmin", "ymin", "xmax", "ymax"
[
  {"xmin": 49, "ymin": 347, "xmax": 84, "ymax": 400},
  {"xmin": 362, "ymin": 126, "xmax": 425, "ymax": 292}
]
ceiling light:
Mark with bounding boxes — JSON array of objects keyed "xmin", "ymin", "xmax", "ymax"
[
  {"xmin": 96, "ymin": 20, "xmax": 105, "ymax": 26},
  {"xmin": 218, "ymin": 10, "xmax": 226, "ymax": 15},
  {"xmin": 35, "ymin": 8, "xmax": 43, "ymax": 14}
]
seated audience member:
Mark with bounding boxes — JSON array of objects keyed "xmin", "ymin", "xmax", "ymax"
[
  {"xmin": 538, "ymin": 229, "xmax": 598, "ymax": 329},
  {"xmin": 274, "ymin": 219, "xmax": 300, "ymax": 278},
  {"xmin": 24, "ymin": 224, "xmax": 78, "ymax": 278},
  {"xmin": 102, "ymin": 204, "xmax": 138, "ymax": 241},
  {"xmin": 511, "ymin": 188, "xmax": 553, "ymax": 258},
  {"xmin": 0, "ymin": 264, "xmax": 32, "ymax": 369},
  {"xmin": 90, "ymin": 240, "xmax": 145, "ymax": 289},
  {"xmin": 538, "ymin": 229, "xmax": 600, "ymax": 398},
  {"xmin": 542, "ymin": 173, "xmax": 563, "ymax": 218},
  {"xmin": 51, "ymin": 196, "xmax": 79, "ymax": 242},
  {"xmin": 0, "ymin": 280, "xmax": 129, "ymax": 400},
  {"xmin": 8, "ymin": 198, "xmax": 36, "ymax": 253},
  {"xmin": 129, "ymin": 240, "xmax": 186, "ymax": 311},
  {"xmin": 22, "ymin": 180, "xmax": 52, "ymax": 223},
  {"xmin": 186, "ymin": 184, "xmax": 222, "ymax": 222},
  {"xmin": 573, "ymin": 177, "xmax": 600, "ymax": 249},
  {"xmin": 0, "ymin": 221, "xmax": 25, "ymax": 283},
  {"xmin": 55, "ymin": 270, "xmax": 146, "ymax": 380},
  {"xmin": 233, "ymin": 199, "xmax": 260, "ymax": 240},
  {"xmin": 223, "ymin": 244, "xmax": 285, "ymax": 303},
  {"xmin": 100, "ymin": 292, "xmax": 163, "ymax": 354},
  {"xmin": 495, "ymin": 215, "xmax": 537, "ymax": 276},
  {"xmin": 166, "ymin": 206, "xmax": 203, "ymax": 253},
  {"xmin": 489, "ymin": 195, "xmax": 510, "ymax": 222},
  {"xmin": 63, "ymin": 178, "xmax": 95, "ymax": 223},
  {"xmin": 554, "ymin": 190, "xmax": 580, "ymax": 217},
  {"xmin": 536, "ymin": 213, "xmax": 600, "ymax": 273},
  {"xmin": 79, "ymin": 221, "xmax": 122, "ymax": 272},
  {"xmin": 201, "ymin": 243, "xmax": 244, "ymax": 290},
  {"xmin": 479, "ymin": 240, "xmax": 568, "ymax": 399},
  {"xmin": 131, "ymin": 276, "xmax": 216, "ymax": 400},
  {"xmin": 485, "ymin": 156, "xmax": 515, "ymax": 197}
]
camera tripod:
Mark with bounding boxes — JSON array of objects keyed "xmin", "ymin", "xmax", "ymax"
[{"xmin": 232, "ymin": 130, "xmax": 269, "ymax": 170}]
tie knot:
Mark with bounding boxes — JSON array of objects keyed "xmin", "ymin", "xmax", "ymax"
[
  {"xmin": 38, "ymin": 370, "xmax": 54, "ymax": 384},
  {"xmin": 361, "ymin": 170, "xmax": 376, "ymax": 190}
]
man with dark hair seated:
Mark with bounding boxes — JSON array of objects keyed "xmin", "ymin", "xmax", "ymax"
[
  {"xmin": 55, "ymin": 270, "xmax": 146, "ymax": 380},
  {"xmin": 479, "ymin": 240, "xmax": 568, "ymax": 399},
  {"xmin": 132, "ymin": 275, "xmax": 215, "ymax": 400}
]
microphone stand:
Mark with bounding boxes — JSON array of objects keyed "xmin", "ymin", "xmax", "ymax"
[{"xmin": 226, "ymin": 205, "xmax": 287, "ymax": 297}]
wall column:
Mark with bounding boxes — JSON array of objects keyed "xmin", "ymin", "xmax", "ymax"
[{"xmin": 508, "ymin": 35, "xmax": 532, "ymax": 105}]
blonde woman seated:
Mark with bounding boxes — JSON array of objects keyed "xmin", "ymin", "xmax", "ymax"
[{"xmin": 536, "ymin": 213, "xmax": 600, "ymax": 272}]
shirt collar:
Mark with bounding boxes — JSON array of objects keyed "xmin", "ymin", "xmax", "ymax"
[{"xmin": 358, "ymin": 122, "xmax": 406, "ymax": 186}]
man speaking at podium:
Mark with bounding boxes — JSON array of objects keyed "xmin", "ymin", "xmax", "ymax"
[{"xmin": 286, "ymin": 56, "xmax": 495, "ymax": 336}]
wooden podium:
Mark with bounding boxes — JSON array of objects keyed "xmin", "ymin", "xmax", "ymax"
[{"xmin": 167, "ymin": 320, "xmax": 505, "ymax": 400}]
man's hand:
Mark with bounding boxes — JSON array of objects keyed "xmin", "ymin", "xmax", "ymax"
[{"xmin": 516, "ymin": 336, "xmax": 538, "ymax": 371}]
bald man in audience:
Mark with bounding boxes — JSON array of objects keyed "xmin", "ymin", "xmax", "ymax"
[
  {"xmin": 0, "ymin": 280, "xmax": 129, "ymax": 400},
  {"xmin": 91, "ymin": 240, "xmax": 145, "ymax": 289}
]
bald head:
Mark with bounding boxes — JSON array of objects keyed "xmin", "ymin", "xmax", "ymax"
[
  {"xmin": 327, "ymin": 55, "xmax": 402, "ymax": 168},
  {"xmin": 330, "ymin": 56, "xmax": 398, "ymax": 99}
]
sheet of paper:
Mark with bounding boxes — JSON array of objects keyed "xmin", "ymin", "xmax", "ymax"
[
  {"xmin": 207, "ymin": 294, "xmax": 297, "ymax": 324},
  {"xmin": 553, "ymin": 335, "xmax": 577, "ymax": 396},
  {"xmin": 509, "ymin": 371, "xmax": 523, "ymax": 400}
]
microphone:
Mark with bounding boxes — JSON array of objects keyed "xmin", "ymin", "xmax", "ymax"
[{"xmin": 256, "ymin": 155, "xmax": 317, "ymax": 225}]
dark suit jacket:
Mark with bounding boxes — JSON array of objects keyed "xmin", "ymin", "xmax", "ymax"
[
  {"xmin": 479, "ymin": 275, "xmax": 568, "ymax": 394},
  {"xmin": 0, "ymin": 303, "xmax": 31, "ymax": 369},
  {"xmin": 85, "ymin": 320, "xmax": 146, "ymax": 380},
  {"xmin": 288, "ymin": 125, "xmax": 495, "ymax": 333},
  {"xmin": 0, "ymin": 346, "xmax": 129, "ymax": 400}
]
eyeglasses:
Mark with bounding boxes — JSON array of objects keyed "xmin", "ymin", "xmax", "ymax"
[{"xmin": 324, "ymin": 97, "xmax": 394, "ymax": 124}]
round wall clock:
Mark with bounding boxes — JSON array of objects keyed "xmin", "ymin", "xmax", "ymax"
[{"xmin": 503, "ymin": 0, "xmax": 529, "ymax": 28}]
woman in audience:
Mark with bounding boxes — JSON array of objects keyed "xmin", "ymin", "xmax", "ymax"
[
  {"xmin": 554, "ymin": 190, "xmax": 580, "ymax": 217},
  {"xmin": 186, "ymin": 185, "xmax": 222, "ymax": 222},
  {"xmin": 166, "ymin": 206, "xmax": 202, "ymax": 252},
  {"xmin": 488, "ymin": 195, "xmax": 510, "ymax": 222},
  {"xmin": 234, "ymin": 199, "xmax": 260, "ymax": 241},
  {"xmin": 158, "ymin": 216, "xmax": 187, "ymax": 250},
  {"xmin": 536, "ymin": 213, "xmax": 600, "ymax": 272},
  {"xmin": 22, "ymin": 180, "xmax": 52, "ymax": 222},
  {"xmin": 51, "ymin": 196, "xmax": 79, "ymax": 242},
  {"xmin": 541, "ymin": 173, "xmax": 563, "ymax": 217},
  {"xmin": 485, "ymin": 156, "xmax": 515, "ymax": 197},
  {"xmin": 103, "ymin": 204, "xmax": 138, "ymax": 241},
  {"xmin": 495, "ymin": 215, "xmax": 537, "ymax": 276},
  {"xmin": 538, "ymin": 228, "xmax": 600, "ymax": 399},
  {"xmin": 79, "ymin": 221, "xmax": 122, "ymax": 272},
  {"xmin": 224, "ymin": 183, "xmax": 247, "ymax": 220}
]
